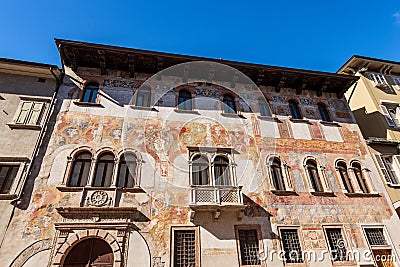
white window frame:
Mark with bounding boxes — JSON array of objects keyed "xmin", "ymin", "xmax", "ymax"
[
  {"xmin": 266, "ymin": 154, "xmax": 294, "ymax": 192},
  {"xmin": 379, "ymin": 103, "xmax": 400, "ymax": 128},
  {"xmin": 0, "ymin": 158, "xmax": 29, "ymax": 199},
  {"xmin": 303, "ymin": 157, "xmax": 332, "ymax": 194},
  {"xmin": 374, "ymin": 154, "xmax": 400, "ymax": 186},
  {"xmin": 369, "ymin": 73, "xmax": 389, "ymax": 87}
]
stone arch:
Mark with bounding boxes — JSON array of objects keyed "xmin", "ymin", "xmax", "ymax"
[
  {"xmin": 9, "ymin": 239, "xmax": 52, "ymax": 267},
  {"xmin": 95, "ymin": 146, "xmax": 118, "ymax": 159},
  {"xmin": 53, "ymin": 229, "xmax": 123, "ymax": 267}
]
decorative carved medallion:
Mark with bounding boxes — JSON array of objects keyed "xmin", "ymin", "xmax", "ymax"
[{"xmin": 90, "ymin": 190, "xmax": 109, "ymax": 207}]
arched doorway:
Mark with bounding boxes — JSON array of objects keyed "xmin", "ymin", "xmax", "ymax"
[{"xmin": 63, "ymin": 238, "xmax": 114, "ymax": 267}]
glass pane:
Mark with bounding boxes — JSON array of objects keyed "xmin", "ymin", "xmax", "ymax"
[
  {"xmin": 69, "ymin": 162, "xmax": 82, "ymax": 186},
  {"xmin": 117, "ymin": 163, "xmax": 127, "ymax": 187},
  {"xmin": 94, "ymin": 163, "xmax": 105, "ymax": 187},
  {"xmin": 214, "ymin": 157, "xmax": 230, "ymax": 186},
  {"xmin": 80, "ymin": 161, "xmax": 91, "ymax": 186},
  {"xmin": 259, "ymin": 99, "xmax": 271, "ymax": 116},
  {"xmin": 103, "ymin": 162, "xmax": 113, "ymax": 187}
]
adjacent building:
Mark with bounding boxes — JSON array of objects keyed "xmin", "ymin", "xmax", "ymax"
[
  {"xmin": 0, "ymin": 42, "xmax": 398, "ymax": 267},
  {"xmin": 0, "ymin": 58, "xmax": 61, "ymax": 249},
  {"xmin": 339, "ymin": 55, "xmax": 400, "ymax": 260}
]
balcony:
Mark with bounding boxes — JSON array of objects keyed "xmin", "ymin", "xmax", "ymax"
[{"xmin": 189, "ymin": 186, "xmax": 246, "ymax": 221}]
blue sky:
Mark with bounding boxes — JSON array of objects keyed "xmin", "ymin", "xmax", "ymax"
[{"xmin": 1, "ymin": 0, "xmax": 399, "ymax": 72}]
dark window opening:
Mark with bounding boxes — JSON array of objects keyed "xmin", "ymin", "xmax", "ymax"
[
  {"xmin": 68, "ymin": 152, "xmax": 92, "ymax": 187},
  {"xmin": 178, "ymin": 90, "xmax": 192, "ymax": 110},
  {"xmin": 192, "ymin": 155, "xmax": 209, "ymax": 185},
  {"xmin": 117, "ymin": 153, "xmax": 137, "ymax": 188},
  {"xmin": 289, "ymin": 100, "xmax": 302, "ymax": 119},
  {"xmin": 318, "ymin": 103, "xmax": 331, "ymax": 122},
  {"xmin": 93, "ymin": 153, "xmax": 115, "ymax": 187},
  {"xmin": 82, "ymin": 83, "xmax": 99, "ymax": 103},
  {"xmin": 238, "ymin": 229, "xmax": 261, "ymax": 265},
  {"xmin": 223, "ymin": 94, "xmax": 236, "ymax": 114}
]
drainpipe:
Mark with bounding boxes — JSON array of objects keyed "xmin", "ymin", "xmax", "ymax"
[{"xmin": 11, "ymin": 66, "xmax": 64, "ymax": 202}]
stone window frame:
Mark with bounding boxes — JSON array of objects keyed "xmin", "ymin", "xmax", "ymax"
[
  {"xmin": 74, "ymin": 81, "xmax": 103, "ymax": 107},
  {"xmin": 189, "ymin": 151, "xmax": 237, "ymax": 187},
  {"xmin": 317, "ymin": 102, "xmax": 332, "ymax": 122},
  {"xmin": 0, "ymin": 157, "xmax": 29, "ymax": 199},
  {"xmin": 234, "ymin": 224, "xmax": 265, "ymax": 267},
  {"xmin": 174, "ymin": 85, "xmax": 196, "ymax": 113},
  {"xmin": 288, "ymin": 99, "xmax": 303, "ymax": 120},
  {"xmin": 349, "ymin": 160, "xmax": 377, "ymax": 195},
  {"xmin": 277, "ymin": 226, "xmax": 305, "ymax": 264},
  {"xmin": 62, "ymin": 146, "xmax": 142, "ymax": 190},
  {"xmin": 334, "ymin": 159, "xmax": 355, "ymax": 194},
  {"xmin": 303, "ymin": 156, "xmax": 332, "ymax": 195},
  {"xmin": 266, "ymin": 154, "xmax": 295, "ymax": 193},
  {"xmin": 130, "ymin": 85, "xmax": 154, "ymax": 110},
  {"xmin": 361, "ymin": 225, "xmax": 394, "ymax": 267},
  {"xmin": 170, "ymin": 226, "xmax": 201, "ymax": 267},
  {"xmin": 322, "ymin": 225, "xmax": 353, "ymax": 264}
]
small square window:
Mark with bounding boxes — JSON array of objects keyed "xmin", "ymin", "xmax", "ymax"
[{"xmin": 364, "ymin": 228, "xmax": 387, "ymax": 246}]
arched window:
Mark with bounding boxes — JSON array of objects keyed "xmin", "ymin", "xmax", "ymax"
[
  {"xmin": 337, "ymin": 161, "xmax": 354, "ymax": 193},
  {"xmin": 68, "ymin": 152, "xmax": 92, "ymax": 187},
  {"xmin": 259, "ymin": 98, "xmax": 272, "ymax": 117},
  {"xmin": 306, "ymin": 159, "xmax": 323, "ymax": 192},
  {"xmin": 289, "ymin": 100, "xmax": 302, "ymax": 119},
  {"xmin": 214, "ymin": 156, "xmax": 231, "ymax": 186},
  {"xmin": 192, "ymin": 155, "xmax": 209, "ymax": 185},
  {"xmin": 223, "ymin": 94, "xmax": 236, "ymax": 114},
  {"xmin": 135, "ymin": 87, "xmax": 151, "ymax": 107},
  {"xmin": 117, "ymin": 153, "xmax": 137, "ymax": 188},
  {"xmin": 270, "ymin": 158, "xmax": 285, "ymax": 190},
  {"xmin": 63, "ymin": 238, "xmax": 113, "ymax": 266},
  {"xmin": 318, "ymin": 103, "xmax": 331, "ymax": 122},
  {"xmin": 352, "ymin": 162, "xmax": 369, "ymax": 193},
  {"xmin": 82, "ymin": 83, "xmax": 99, "ymax": 103},
  {"xmin": 178, "ymin": 90, "xmax": 192, "ymax": 110},
  {"xmin": 93, "ymin": 153, "xmax": 115, "ymax": 187}
]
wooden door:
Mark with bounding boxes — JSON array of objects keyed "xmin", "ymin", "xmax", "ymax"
[{"xmin": 63, "ymin": 238, "xmax": 114, "ymax": 267}]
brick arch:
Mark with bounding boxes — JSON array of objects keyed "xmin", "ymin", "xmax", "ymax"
[{"xmin": 53, "ymin": 229, "xmax": 123, "ymax": 267}]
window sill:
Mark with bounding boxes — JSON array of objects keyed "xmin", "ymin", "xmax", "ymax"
[
  {"xmin": 73, "ymin": 101, "xmax": 103, "ymax": 107},
  {"xmin": 7, "ymin": 123, "xmax": 41, "ymax": 130},
  {"xmin": 344, "ymin": 192, "xmax": 380, "ymax": 197},
  {"xmin": 0, "ymin": 193, "xmax": 17, "ymax": 200},
  {"xmin": 289, "ymin": 118, "xmax": 310, "ymax": 123},
  {"xmin": 320, "ymin": 121, "xmax": 340, "ymax": 126},
  {"xmin": 57, "ymin": 186, "xmax": 144, "ymax": 193},
  {"xmin": 129, "ymin": 105, "xmax": 157, "ymax": 111},
  {"xmin": 257, "ymin": 115, "xmax": 280, "ymax": 122},
  {"xmin": 220, "ymin": 113, "xmax": 246, "ymax": 119},
  {"xmin": 310, "ymin": 191, "xmax": 335, "ymax": 196},
  {"xmin": 386, "ymin": 182, "xmax": 400, "ymax": 188},
  {"xmin": 331, "ymin": 260, "xmax": 357, "ymax": 266},
  {"xmin": 271, "ymin": 190, "xmax": 298, "ymax": 196},
  {"xmin": 174, "ymin": 109, "xmax": 200, "ymax": 115}
]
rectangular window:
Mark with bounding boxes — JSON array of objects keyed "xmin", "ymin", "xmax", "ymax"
[
  {"xmin": 0, "ymin": 165, "xmax": 19, "ymax": 194},
  {"xmin": 392, "ymin": 76, "xmax": 400, "ymax": 88},
  {"xmin": 14, "ymin": 101, "xmax": 45, "ymax": 125},
  {"xmin": 375, "ymin": 154, "xmax": 400, "ymax": 185},
  {"xmin": 237, "ymin": 229, "xmax": 261, "ymax": 265},
  {"xmin": 364, "ymin": 227, "xmax": 393, "ymax": 267},
  {"xmin": 280, "ymin": 229, "xmax": 303, "ymax": 263},
  {"xmin": 369, "ymin": 73, "xmax": 388, "ymax": 86},
  {"xmin": 325, "ymin": 228, "xmax": 348, "ymax": 261},
  {"xmin": 171, "ymin": 227, "xmax": 199, "ymax": 267},
  {"xmin": 365, "ymin": 228, "xmax": 387, "ymax": 246}
]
